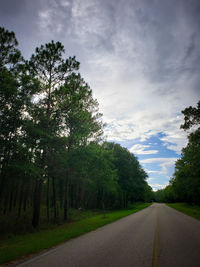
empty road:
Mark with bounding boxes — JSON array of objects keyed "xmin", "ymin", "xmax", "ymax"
[{"xmin": 17, "ymin": 203, "xmax": 200, "ymax": 267}]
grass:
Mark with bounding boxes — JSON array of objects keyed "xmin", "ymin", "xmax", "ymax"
[
  {"xmin": 167, "ymin": 203, "xmax": 200, "ymax": 220},
  {"xmin": 0, "ymin": 202, "xmax": 151, "ymax": 265}
]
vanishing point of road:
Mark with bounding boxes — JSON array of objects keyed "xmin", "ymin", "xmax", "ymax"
[{"xmin": 17, "ymin": 203, "xmax": 200, "ymax": 267}]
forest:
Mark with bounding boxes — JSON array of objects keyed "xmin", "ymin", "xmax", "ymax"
[
  {"xmin": 0, "ymin": 27, "xmax": 153, "ymax": 232},
  {"xmin": 154, "ymin": 100, "xmax": 200, "ymax": 205}
]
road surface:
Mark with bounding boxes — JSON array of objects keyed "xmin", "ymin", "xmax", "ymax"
[{"xmin": 17, "ymin": 203, "xmax": 200, "ymax": 267}]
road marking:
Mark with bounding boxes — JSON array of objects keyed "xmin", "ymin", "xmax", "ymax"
[{"xmin": 152, "ymin": 211, "xmax": 159, "ymax": 267}]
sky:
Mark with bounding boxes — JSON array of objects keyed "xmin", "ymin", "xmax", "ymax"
[{"xmin": 1, "ymin": 0, "xmax": 200, "ymax": 190}]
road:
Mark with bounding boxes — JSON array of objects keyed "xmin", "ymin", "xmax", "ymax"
[{"xmin": 17, "ymin": 203, "xmax": 200, "ymax": 267}]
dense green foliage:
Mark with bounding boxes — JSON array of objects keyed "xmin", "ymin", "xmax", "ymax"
[
  {"xmin": 154, "ymin": 100, "xmax": 200, "ymax": 205},
  {"xmin": 0, "ymin": 27, "xmax": 152, "ymax": 232}
]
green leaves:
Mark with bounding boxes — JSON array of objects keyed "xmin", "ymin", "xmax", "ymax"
[
  {"xmin": 181, "ymin": 100, "xmax": 200, "ymax": 130},
  {"xmin": 0, "ymin": 27, "xmax": 150, "ymax": 231},
  {"xmin": 0, "ymin": 27, "xmax": 23, "ymax": 71},
  {"xmin": 28, "ymin": 41, "xmax": 79, "ymax": 89},
  {"xmin": 155, "ymin": 100, "xmax": 200, "ymax": 204}
]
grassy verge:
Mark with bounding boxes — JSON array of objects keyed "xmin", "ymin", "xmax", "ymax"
[
  {"xmin": 167, "ymin": 203, "xmax": 200, "ymax": 220},
  {"xmin": 0, "ymin": 203, "xmax": 151, "ymax": 265}
]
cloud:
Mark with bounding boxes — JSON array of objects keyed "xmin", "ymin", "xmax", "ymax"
[
  {"xmin": 37, "ymin": 0, "xmax": 72, "ymax": 35},
  {"xmin": 77, "ymin": 0, "xmax": 199, "ymax": 156},
  {"xmin": 141, "ymin": 157, "xmax": 177, "ymax": 164},
  {"xmin": 148, "ymin": 183, "xmax": 168, "ymax": 191},
  {"xmin": 145, "ymin": 170, "xmax": 163, "ymax": 175},
  {"xmin": 83, "ymin": 20, "xmax": 198, "ymax": 153},
  {"xmin": 71, "ymin": 0, "xmax": 115, "ymax": 51},
  {"xmin": 129, "ymin": 144, "xmax": 158, "ymax": 155},
  {"xmin": 146, "ymin": 175, "xmax": 169, "ymax": 191},
  {"xmin": 141, "ymin": 157, "xmax": 177, "ymax": 177}
]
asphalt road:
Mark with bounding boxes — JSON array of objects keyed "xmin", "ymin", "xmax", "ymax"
[{"xmin": 17, "ymin": 203, "xmax": 200, "ymax": 267}]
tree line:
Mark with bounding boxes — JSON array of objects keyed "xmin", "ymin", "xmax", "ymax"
[
  {"xmin": 0, "ymin": 27, "xmax": 153, "ymax": 230},
  {"xmin": 154, "ymin": 100, "xmax": 200, "ymax": 205}
]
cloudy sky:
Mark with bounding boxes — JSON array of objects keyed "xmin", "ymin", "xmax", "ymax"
[{"xmin": 1, "ymin": 0, "xmax": 200, "ymax": 190}]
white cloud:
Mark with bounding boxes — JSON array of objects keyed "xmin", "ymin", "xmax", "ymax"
[
  {"xmin": 71, "ymin": 0, "xmax": 114, "ymax": 49},
  {"xmin": 145, "ymin": 170, "xmax": 163, "ymax": 175},
  {"xmin": 149, "ymin": 183, "xmax": 168, "ymax": 191},
  {"xmin": 129, "ymin": 144, "xmax": 158, "ymax": 155},
  {"xmin": 38, "ymin": 10, "xmax": 52, "ymax": 29},
  {"xmin": 37, "ymin": 0, "xmax": 72, "ymax": 35},
  {"xmin": 84, "ymin": 45, "xmax": 197, "ymax": 154},
  {"xmin": 141, "ymin": 158, "xmax": 177, "ymax": 164},
  {"xmin": 160, "ymin": 130, "xmax": 188, "ymax": 154},
  {"xmin": 141, "ymin": 157, "xmax": 177, "ymax": 177},
  {"xmin": 76, "ymin": 0, "xmax": 199, "ymax": 155},
  {"xmin": 146, "ymin": 176, "xmax": 169, "ymax": 191}
]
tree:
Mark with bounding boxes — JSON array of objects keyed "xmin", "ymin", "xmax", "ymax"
[
  {"xmin": 181, "ymin": 100, "xmax": 200, "ymax": 130},
  {"xmin": 102, "ymin": 142, "xmax": 149, "ymax": 207},
  {"xmin": 0, "ymin": 27, "xmax": 152, "ymax": 233},
  {"xmin": 27, "ymin": 41, "xmax": 80, "ymax": 227},
  {"xmin": 166, "ymin": 100, "xmax": 200, "ymax": 204},
  {"xmin": 172, "ymin": 129, "xmax": 200, "ymax": 204},
  {"xmin": 0, "ymin": 27, "xmax": 38, "ymax": 211},
  {"xmin": 53, "ymin": 73, "xmax": 103, "ymax": 219},
  {"xmin": 0, "ymin": 27, "xmax": 22, "ymax": 70}
]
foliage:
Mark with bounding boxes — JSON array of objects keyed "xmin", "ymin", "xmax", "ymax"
[
  {"xmin": 154, "ymin": 100, "xmax": 200, "ymax": 205},
  {"xmin": 180, "ymin": 100, "xmax": 200, "ymax": 130}
]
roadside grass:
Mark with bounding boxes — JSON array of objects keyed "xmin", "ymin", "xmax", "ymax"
[
  {"xmin": 0, "ymin": 202, "xmax": 151, "ymax": 265},
  {"xmin": 167, "ymin": 203, "xmax": 200, "ymax": 220}
]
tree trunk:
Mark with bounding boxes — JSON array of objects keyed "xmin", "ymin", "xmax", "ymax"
[
  {"xmin": 1, "ymin": 154, "xmax": 11, "ymax": 213},
  {"xmin": 80, "ymin": 185, "xmax": 85, "ymax": 208},
  {"xmin": 9, "ymin": 185, "xmax": 14, "ymax": 212},
  {"xmin": 63, "ymin": 177, "xmax": 69, "ymax": 221},
  {"xmin": 32, "ymin": 179, "xmax": 42, "ymax": 228},
  {"xmin": 23, "ymin": 183, "xmax": 29, "ymax": 212},
  {"xmin": 46, "ymin": 175, "xmax": 50, "ymax": 222},
  {"xmin": 0, "ymin": 144, "xmax": 12, "ymax": 203},
  {"xmin": 124, "ymin": 191, "xmax": 127, "ymax": 208},
  {"xmin": 52, "ymin": 176, "xmax": 57, "ymax": 220},
  {"xmin": 59, "ymin": 179, "xmax": 64, "ymax": 209},
  {"xmin": 70, "ymin": 184, "xmax": 74, "ymax": 208},
  {"xmin": 18, "ymin": 183, "xmax": 24, "ymax": 217},
  {"xmin": 3, "ymin": 195, "xmax": 7, "ymax": 215},
  {"xmin": 13, "ymin": 185, "xmax": 18, "ymax": 208}
]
